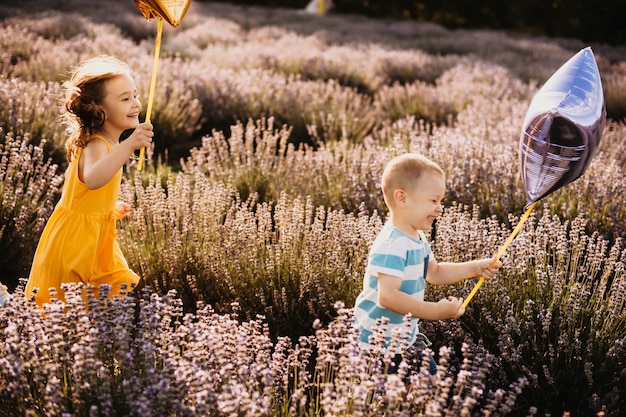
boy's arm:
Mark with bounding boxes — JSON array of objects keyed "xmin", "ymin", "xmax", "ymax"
[
  {"xmin": 378, "ymin": 272, "xmax": 465, "ymax": 320},
  {"xmin": 426, "ymin": 257, "xmax": 502, "ymax": 286}
]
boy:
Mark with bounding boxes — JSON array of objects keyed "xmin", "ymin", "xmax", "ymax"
[{"xmin": 353, "ymin": 153, "xmax": 501, "ymax": 373}]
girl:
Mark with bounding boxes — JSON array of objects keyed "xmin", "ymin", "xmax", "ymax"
[{"xmin": 25, "ymin": 55, "xmax": 153, "ymax": 308}]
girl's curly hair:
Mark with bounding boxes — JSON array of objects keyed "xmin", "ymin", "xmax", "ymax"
[{"xmin": 61, "ymin": 55, "xmax": 132, "ymax": 161}]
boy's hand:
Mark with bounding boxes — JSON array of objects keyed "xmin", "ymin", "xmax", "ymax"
[
  {"xmin": 477, "ymin": 257, "xmax": 502, "ymax": 280},
  {"xmin": 438, "ymin": 296, "xmax": 465, "ymax": 319}
]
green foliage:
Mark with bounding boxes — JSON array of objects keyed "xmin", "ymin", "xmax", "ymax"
[
  {"xmin": 0, "ymin": 288, "xmax": 527, "ymax": 416},
  {"xmin": 182, "ymin": 117, "xmax": 385, "ymax": 213},
  {"xmin": 195, "ymin": 68, "xmax": 379, "ymax": 146},
  {"xmin": 602, "ymin": 67, "xmax": 626, "ymax": 121},
  {"xmin": 427, "ymin": 204, "xmax": 626, "ymax": 416},
  {"xmin": 376, "ymin": 80, "xmax": 458, "ymax": 125},
  {"xmin": 0, "ymin": 77, "xmax": 66, "ymax": 165},
  {"xmin": 0, "ymin": 132, "xmax": 61, "ymax": 286},
  {"xmin": 117, "ymin": 170, "xmax": 379, "ymax": 340}
]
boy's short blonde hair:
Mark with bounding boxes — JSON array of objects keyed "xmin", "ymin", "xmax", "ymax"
[{"xmin": 381, "ymin": 153, "xmax": 445, "ymax": 207}]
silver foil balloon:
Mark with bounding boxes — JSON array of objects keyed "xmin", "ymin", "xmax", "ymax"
[{"xmin": 519, "ymin": 47, "xmax": 606, "ymax": 204}]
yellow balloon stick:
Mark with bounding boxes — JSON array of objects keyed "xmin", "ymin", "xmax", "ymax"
[
  {"xmin": 461, "ymin": 200, "xmax": 538, "ymax": 308},
  {"xmin": 137, "ymin": 17, "xmax": 164, "ymax": 171},
  {"xmin": 317, "ymin": 0, "xmax": 325, "ymax": 15}
]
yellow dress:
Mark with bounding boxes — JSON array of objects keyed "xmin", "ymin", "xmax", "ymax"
[{"xmin": 25, "ymin": 135, "xmax": 139, "ymax": 307}]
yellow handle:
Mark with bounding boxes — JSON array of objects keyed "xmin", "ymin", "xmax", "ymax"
[
  {"xmin": 317, "ymin": 0, "xmax": 325, "ymax": 15},
  {"xmin": 137, "ymin": 18, "xmax": 163, "ymax": 171},
  {"xmin": 461, "ymin": 201, "xmax": 538, "ymax": 308}
]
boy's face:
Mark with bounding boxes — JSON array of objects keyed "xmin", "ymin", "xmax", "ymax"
[{"xmin": 401, "ymin": 171, "xmax": 445, "ymax": 232}]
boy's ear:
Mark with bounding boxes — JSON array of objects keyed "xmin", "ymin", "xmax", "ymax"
[{"xmin": 393, "ymin": 189, "xmax": 406, "ymax": 206}]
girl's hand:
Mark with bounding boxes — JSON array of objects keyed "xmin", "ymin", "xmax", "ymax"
[
  {"xmin": 127, "ymin": 122, "xmax": 154, "ymax": 150},
  {"xmin": 114, "ymin": 201, "xmax": 131, "ymax": 220}
]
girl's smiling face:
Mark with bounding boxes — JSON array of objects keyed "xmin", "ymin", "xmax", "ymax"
[{"xmin": 100, "ymin": 73, "xmax": 141, "ymax": 136}]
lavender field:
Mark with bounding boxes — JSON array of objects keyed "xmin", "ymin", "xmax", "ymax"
[{"xmin": 1, "ymin": 0, "xmax": 626, "ymax": 415}]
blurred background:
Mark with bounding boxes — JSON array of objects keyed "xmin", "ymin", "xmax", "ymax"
[{"xmin": 213, "ymin": 0, "xmax": 625, "ymax": 45}]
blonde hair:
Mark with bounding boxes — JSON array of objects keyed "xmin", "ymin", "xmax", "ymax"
[
  {"xmin": 381, "ymin": 153, "xmax": 445, "ymax": 207},
  {"xmin": 61, "ymin": 55, "xmax": 132, "ymax": 161}
]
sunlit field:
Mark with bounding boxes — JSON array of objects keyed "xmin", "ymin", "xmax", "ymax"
[{"xmin": 1, "ymin": 0, "xmax": 626, "ymax": 415}]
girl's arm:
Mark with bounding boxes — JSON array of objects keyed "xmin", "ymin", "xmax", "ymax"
[{"xmin": 80, "ymin": 123, "xmax": 153, "ymax": 189}]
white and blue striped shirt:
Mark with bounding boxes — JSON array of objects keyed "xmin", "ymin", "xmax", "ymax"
[{"xmin": 353, "ymin": 222, "xmax": 433, "ymax": 350}]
